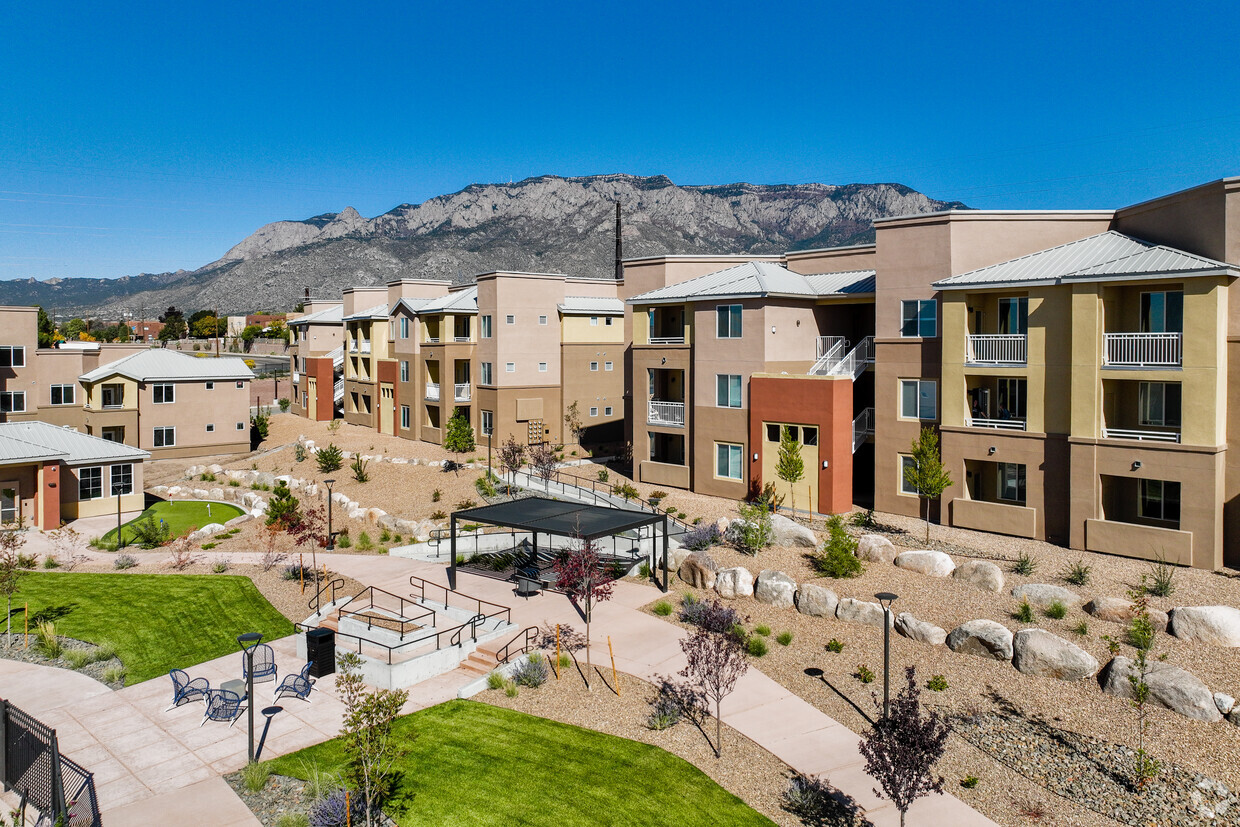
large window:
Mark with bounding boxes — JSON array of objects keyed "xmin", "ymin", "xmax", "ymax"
[
  {"xmin": 400, "ymin": 316, "xmax": 410, "ymax": 339},
  {"xmin": 901, "ymin": 299, "xmax": 937, "ymax": 338},
  {"xmin": 400, "ymin": 405, "xmax": 410, "ymax": 430},
  {"xmin": 480, "ymin": 315, "xmax": 492, "ymax": 338},
  {"xmin": 110, "ymin": 464, "xmax": 133, "ymax": 496},
  {"xmin": 153, "ymin": 383, "xmax": 175, "ymax": 404},
  {"xmin": 715, "ymin": 442, "xmax": 743, "ymax": 480},
  {"xmin": 51, "ymin": 384, "xmax": 75, "ymax": 406},
  {"xmin": 101, "ymin": 384, "xmax": 124, "ymax": 408},
  {"xmin": 1141, "ymin": 291, "xmax": 1184, "ymax": 333},
  {"xmin": 996, "ymin": 378, "xmax": 1026, "ymax": 420},
  {"xmin": 0, "ymin": 346, "xmax": 25, "ymax": 368},
  {"xmin": 0, "ymin": 392, "xmax": 25, "ymax": 413},
  {"xmin": 900, "ymin": 455, "xmax": 918, "ymax": 495},
  {"xmin": 153, "ymin": 426, "xmax": 175, "ymax": 447},
  {"xmin": 1139, "ymin": 479, "xmax": 1181, "ymax": 522},
  {"xmin": 481, "ymin": 410, "xmax": 493, "ymax": 436},
  {"xmin": 899, "ymin": 379, "xmax": 936, "ymax": 420},
  {"xmin": 1139, "ymin": 382, "xmax": 1181, "ymax": 427},
  {"xmin": 716, "ymin": 304, "xmax": 742, "ymax": 338},
  {"xmin": 998, "ymin": 297, "xmax": 1028, "ymax": 335},
  {"xmin": 716, "ymin": 374, "xmax": 742, "ymax": 408},
  {"xmin": 480, "ymin": 362, "xmax": 493, "ymax": 385},
  {"xmin": 996, "ymin": 462, "xmax": 1026, "ymax": 503},
  {"xmin": 79, "ymin": 466, "xmax": 102, "ymax": 500},
  {"xmin": 399, "ymin": 361, "xmax": 409, "ymax": 382}
]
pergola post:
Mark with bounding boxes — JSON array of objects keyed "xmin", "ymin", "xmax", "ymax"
[
  {"xmin": 661, "ymin": 513, "xmax": 669, "ymax": 593},
  {"xmin": 448, "ymin": 513, "xmax": 457, "ymax": 590}
]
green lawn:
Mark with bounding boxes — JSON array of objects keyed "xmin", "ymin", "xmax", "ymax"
[
  {"xmin": 268, "ymin": 700, "xmax": 776, "ymax": 827},
  {"xmin": 102, "ymin": 499, "xmax": 245, "ymax": 544},
  {"xmin": 14, "ymin": 572, "xmax": 293, "ymax": 683}
]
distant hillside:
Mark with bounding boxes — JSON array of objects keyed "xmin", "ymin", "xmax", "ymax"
[{"xmin": 0, "ymin": 174, "xmax": 966, "ymax": 314}]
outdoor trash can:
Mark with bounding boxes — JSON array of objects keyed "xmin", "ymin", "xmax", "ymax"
[
  {"xmin": 516, "ymin": 567, "xmax": 542, "ymax": 597},
  {"xmin": 306, "ymin": 627, "xmax": 335, "ymax": 678}
]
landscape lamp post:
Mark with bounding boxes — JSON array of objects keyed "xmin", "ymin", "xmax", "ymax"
[
  {"xmin": 875, "ymin": 592, "xmax": 898, "ymax": 720},
  {"xmin": 113, "ymin": 481, "xmax": 125, "ymax": 549},
  {"xmin": 237, "ymin": 632, "xmax": 263, "ymax": 763},
  {"xmin": 321, "ymin": 479, "xmax": 335, "ymax": 609}
]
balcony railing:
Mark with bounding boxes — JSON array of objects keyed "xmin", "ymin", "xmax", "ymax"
[
  {"xmin": 649, "ymin": 335, "xmax": 685, "ymax": 345},
  {"xmin": 1102, "ymin": 427, "xmax": 1180, "ymax": 443},
  {"xmin": 967, "ymin": 334, "xmax": 1027, "ymax": 365},
  {"xmin": 1104, "ymin": 332, "xmax": 1181, "ymax": 367},
  {"xmin": 454, "ymin": 383, "xmax": 471, "ymax": 402},
  {"xmin": 359, "ymin": 339, "xmax": 371, "ymax": 354},
  {"xmin": 852, "ymin": 407, "xmax": 874, "ymax": 453},
  {"xmin": 810, "ymin": 336, "xmax": 846, "ymax": 375},
  {"xmin": 425, "ymin": 383, "xmax": 440, "ymax": 401},
  {"xmin": 426, "ymin": 336, "xmax": 440, "ymax": 344},
  {"xmin": 454, "ymin": 335, "xmax": 471, "ymax": 343},
  {"xmin": 348, "ymin": 341, "xmax": 358, "ymax": 353},
  {"xmin": 968, "ymin": 417, "xmax": 1027, "ymax": 431},
  {"xmin": 648, "ymin": 400, "xmax": 685, "ymax": 427}
]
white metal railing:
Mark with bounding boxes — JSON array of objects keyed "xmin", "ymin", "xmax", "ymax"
[
  {"xmin": 425, "ymin": 383, "xmax": 440, "ymax": 401},
  {"xmin": 426, "ymin": 336, "xmax": 440, "ymax": 344},
  {"xmin": 360, "ymin": 339, "xmax": 371, "ymax": 354},
  {"xmin": 1102, "ymin": 427, "xmax": 1180, "ymax": 443},
  {"xmin": 1104, "ymin": 332, "xmax": 1182, "ymax": 367},
  {"xmin": 968, "ymin": 417, "xmax": 1027, "ymax": 431},
  {"xmin": 348, "ymin": 341, "xmax": 359, "ymax": 353},
  {"xmin": 648, "ymin": 400, "xmax": 685, "ymax": 426},
  {"xmin": 829, "ymin": 336, "xmax": 874, "ymax": 380},
  {"xmin": 649, "ymin": 335, "xmax": 685, "ymax": 345},
  {"xmin": 454, "ymin": 335, "xmax": 471, "ymax": 343},
  {"xmin": 454, "ymin": 383, "xmax": 471, "ymax": 401},
  {"xmin": 852, "ymin": 407, "xmax": 874, "ymax": 453},
  {"xmin": 967, "ymin": 334, "xmax": 1027, "ymax": 365},
  {"xmin": 810, "ymin": 336, "xmax": 846, "ymax": 375}
]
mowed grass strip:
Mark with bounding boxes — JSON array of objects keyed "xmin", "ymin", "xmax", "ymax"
[
  {"xmin": 268, "ymin": 700, "xmax": 776, "ymax": 827},
  {"xmin": 15, "ymin": 572, "xmax": 294, "ymax": 683},
  {"xmin": 102, "ymin": 499, "xmax": 245, "ymax": 544}
]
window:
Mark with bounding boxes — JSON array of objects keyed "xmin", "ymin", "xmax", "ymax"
[
  {"xmin": 481, "ymin": 315, "xmax": 492, "ymax": 338},
  {"xmin": 505, "ymin": 314, "xmax": 515, "ymax": 325},
  {"xmin": 101, "ymin": 427, "xmax": 123, "ymax": 442},
  {"xmin": 153, "ymin": 427, "xmax": 175, "ymax": 447},
  {"xmin": 400, "ymin": 361, "xmax": 409, "ymax": 382},
  {"xmin": 388, "ymin": 320, "xmax": 396, "ymax": 341},
  {"xmin": 996, "ymin": 463, "xmax": 1026, "ymax": 503},
  {"xmin": 400, "ymin": 316, "xmax": 410, "ymax": 339},
  {"xmin": 900, "ymin": 455, "xmax": 919, "ymax": 495},
  {"xmin": 1140, "ymin": 382, "xmax": 1181, "ymax": 427},
  {"xmin": 802, "ymin": 427, "xmax": 818, "ymax": 446},
  {"xmin": 0, "ymin": 392, "xmax": 25, "ymax": 413},
  {"xmin": 539, "ymin": 315, "xmax": 548, "ymax": 325},
  {"xmin": 899, "ymin": 379, "xmax": 936, "ymax": 420},
  {"xmin": 1139, "ymin": 479, "xmax": 1181, "ymax": 522},
  {"xmin": 153, "ymin": 383, "xmax": 174, "ymax": 404},
  {"xmin": 590, "ymin": 361, "xmax": 598, "ymax": 371},
  {"xmin": 400, "ymin": 405, "xmax": 410, "ymax": 429},
  {"xmin": 590, "ymin": 406, "xmax": 598, "ymax": 417},
  {"xmin": 996, "ymin": 378, "xmax": 1026, "ymax": 420},
  {"xmin": 505, "ymin": 362, "xmax": 515, "ymax": 373},
  {"xmin": 50, "ymin": 385, "xmax": 75, "ymax": 406},
  {"xmin": 205, "ymin": 382, "xmax": 214, "ymax": 390},
  {"xmin": 604, "ymin": 406, "xmax": 613, "ymax": 416},
  {"xmin": 604, "ymin": 361, "xmax": 613, "ymax": 371},
  {"xmin": 101, "ymin": 384, "xmax": 124, "ymax": 408},
  {"xmin": 715, "ymin": 443, "xmax": 743, "ymax": 480},
  {"xmin": 1141, "ymin": 291, "xmax": 1184, "ymax": 333},
  {"xmin": 605, "ymin": 317, "xmax": 613, "ymax": 326},
  {"xmin": 480, "ymin": 362, "xmax": 493, "ymax": 385},
  {"xmin": 590, "ymin": 316, "xmax": 599, "ymax": 326},
  {"xmin": 79, "ymin": 466, "xmax": 102, "ymax": 501},
  {"xmin": 538, "ymin": 362, "xmax": 548, "ymax": 372},
  {"xmin": 0, "ymin": 346, "xmax": 25, "ymax": 368},
  {"xmin": 110, "ymin": 464, "xmax": 133, "ymax": 496},
  {"xmin": 236, "ymin": 381, "xmax": 244, "ymax": 389},
  {"xmin": 901, "ymin": 299, "xmax": 937, "ymax": 338},
  {"xmin": 766, "ymin": 423, "xmax": 780, "ymax": 442},
  {"xmin": 716, "ymin": 374, "xmax": 742, "ymax": 408},
  {"xmin": 481, "ymin": 410, "xmax": 493, "ymax": 436},
  {"xmin": 716, "ymin": 304, "xmax": 742, "ymax": 338},
  {"xmin": 998, "ymin": 297, "xmax": 1028, "ymax": 335},
  {"xmin": 236, "ymin": 422, "xmax": 245, "ymax": 430},
  {"xmin": 206, "ymin": 423, "xmax": 215, "ymax": 432}
]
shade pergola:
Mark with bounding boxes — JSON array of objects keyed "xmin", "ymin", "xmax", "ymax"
[{"xmin": 447, "ymin": 497, "xmax": 670, "ymax": 592}]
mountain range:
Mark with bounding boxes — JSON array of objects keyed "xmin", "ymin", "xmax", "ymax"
[{"xmin": 0, "ymin": 174, "xmax": 966, "ymax": 315}]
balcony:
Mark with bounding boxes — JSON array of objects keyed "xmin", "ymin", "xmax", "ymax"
[
  {"xmin": 968, "ymin": 417, "xmax": 1026, "ymax": 431},
  {"xmin": 348, "ymin": 341, "xmax": 359, "ymax": 354},
  {"xmin": 648, "ymin": 400, "xmax": 685, "ymax": 427},
  {"xmin": 1101, "ymin": 427, "xmax": 1179, "ymax": 443},
  {"xmin": 359, "ymin": 339, "xmax": 372, "ymax": 354},
  {"xmin": 454, "ymin": 383, "xmax": 471, "ymax": 402},
  {"xmin": 967, "ymin": 334, "xmax": 1026, "ymax": 365},
  {"xmin": 649, "ymin": 335, "xmax": 685, "ymax": 345},
  {"xmin": 425, "ymin": 383, "xmax": 440, "ymax": 402},
  {"xmin": 1104, "ymin": 333, "xmax": 1181, "ymax": 368},
  {"xmin": 426, "ymin": 336, "xmax": 440, "ymax": 344},
  {"xmin": 453, "ymin": 336, "xmax": 471, "ymax": 343}
]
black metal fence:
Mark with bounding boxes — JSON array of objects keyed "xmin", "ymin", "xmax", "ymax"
[{"xmin": 0, "ymin": 699, "xmax": 102, "ymax": 827}]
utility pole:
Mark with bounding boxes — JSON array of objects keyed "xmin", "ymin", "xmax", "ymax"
[{"xmin": 215, "ymin": 306, "xmax": 220, "ymax": 357}]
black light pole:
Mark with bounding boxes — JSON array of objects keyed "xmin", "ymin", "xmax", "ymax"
[
  {"xmin": 113, "ymin": 481, "xmax": 124, "ymax": 549},
  {"xmin": 875, "ymin": 592, "xmax": 898, "ymax": 720},
  {"xmin": 237, "ymin": 632, "xmax": 263, "ymax": 763},
  {"xmin": 320, "ymin": 479, "xmax": 335, "ymax": 610}
]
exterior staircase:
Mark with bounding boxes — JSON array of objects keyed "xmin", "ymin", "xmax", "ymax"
[{"xmin": 456, "ymin": 637, "xmax": 505, "ymax": 678}]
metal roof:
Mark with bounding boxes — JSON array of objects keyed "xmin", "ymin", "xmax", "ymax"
[
  {"xmin": 557, "ymin": 296, "xmax": 625, "ymax": 315},
  {"xmin": 393, "ymin": 297, "xmax": 433, "ymax": 315},
  {"xmin": 0, "ymin": 421, "xmax": 148, "ymax": 466},
  {"xmin": 934, "ymin": 231, "xmax": 1238, "ymax": 289},
  {"xmin": 342, "ymin": 303, "xmax": 389, "ymax": 322},
  {"xmin": 626, "ymin": 261, "xmax": 876, "ymax": 305},
  {"xmin": 289, "ymin": 304, "xmax": 343, "ymax": 326},
  {"xmin": 80, "ymin": 350, "xmax": 255, "ymax": 383},
  {"xmin": 418, "ymin": 287, "xmax": 478, "ymax": 315},
  {"xmin": 450, "ymin": 497, "xmax": 667, "ymax": 540}
]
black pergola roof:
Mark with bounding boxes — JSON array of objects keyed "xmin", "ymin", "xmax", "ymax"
[{"xmin": 452, "ymin": 497, "xmax": 664, "ymax": 540}]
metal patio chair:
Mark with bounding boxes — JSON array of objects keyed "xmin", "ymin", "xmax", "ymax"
[
  {"xmin": 273, "ymin": 661, "xmax": 315, "ymax": 702},
  {"xmin": 200, "ymin": 689, "xmax": 246, "ymax": 727},
  {"xmin": 166, "ymin": 668, "xmax": 211, "ymax": 711},
  {"xmin": 241, "ymin": 642, "xmax": 278, "ymax": 683}
]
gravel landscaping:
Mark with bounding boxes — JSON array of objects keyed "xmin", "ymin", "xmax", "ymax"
[{"xmin": 0, "ymin": 634, "xmax": 124, "ymax": 688}]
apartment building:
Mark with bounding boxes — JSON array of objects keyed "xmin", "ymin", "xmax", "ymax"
[
  {"xmin": 289, "ymin": 300, "xmax": 344, "ymax": 421},
  {"xmin": 340, "ymin": 286, "xmax": 390, "ymax": 430}
]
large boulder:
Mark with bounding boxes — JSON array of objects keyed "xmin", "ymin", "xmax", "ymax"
[
  {"xmin": 946, "ymin": 620, "xmax": 1014, "ymax": 661},
  {"xmin": 755, "ymin": 570, "xmax": 797, "ymax": 608},
  {"xmin": 678, "ymin": 552, "xmax": 719, "ymax": 590},
  {"xmin": 224, "ymin": 514, "xmax": 253, "ymax": 527},
  {"xmin": 1168, "ymin": 606, "xmax": 1240, "ymax": 647},
  {"xmin": 894, "ymin": 550, "xmax": 955, "ymax": 577},
  {"xmin": 1084, "ymin": 597, "xmax": 1169, "ymax": 632},
  {"xmin": 1099, "ymin": 657, "xmax": 1222, "ymax": 722},
  {"xmin": 1012, "ymin": 629, "xmax": 1099, "ymax": 680},
  {"xmin": 795, "ymin": 584, "xmax": 838, "ymax": 618},
  {"xmin": 835, "ymin": 598, "xmax": 892, "ymax": 627},
  {"xmin": 770, "ymin": 514, "xmax": 817, "ymax": 548},
  {"xmin": 1011, "ymin": 584, "xmax": 1084, "ymax": 607},
  {"xmin": 668, "ymin": 548, "xmax": 694, "ymax": 573},
  {"xmin": 952, "ymin": 560, "xmax": 1005, "ymax": 592},
  {"xmin": 856, "ymin": 534, "xmax": 898, "ymax": 564},
  {"xmin": 715, "ymin": 567, "xmax": 754, "ymax": 600},
  {"xmin": 895, "ymin": 613, "xmax": 947, "ymax": 645},
  {"xmin": 199, "ymin": 523, "xmax": 226, "ymax": 536}
]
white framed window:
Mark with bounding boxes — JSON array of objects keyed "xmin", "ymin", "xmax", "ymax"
[
  {"xmin": 205, "ymin": 381, "xmax": 214, "ymax": 391},
  {"xmin": 481, "ymin": 410, "xmax": 493, "ymax": 436},
  {"xmin": 538, "ymin": 362, "xmax": 548, "ymax": 372},
  {"xmin": 604, "ymin": 406, "xmax": 613, "ymax": 416},
  {"xmin": 590, "ymin": 406, "xmax": 598, "ymax": 417},
  {"xmin": 110, "ymin": 463, "xmax": 132, "ymax": 496},
  {"xmin": 901, "ymin": 299, "xmax": 937, "ymax": 338},
  {"xmin": 716, "ymin": 304, "xmax": 742, "ymax": 338},
  {"xmin": 153, "ymin": 383, "xmax": 175, "ymax": 404},
  {"xmin": 400, "ymin": 405, "xmax": 410, "ymax": 429},
  {"xmin": 899, "ymin": 379, "xmax": 936, "ymax": 420},
  {"xmin": 505, "ymin": 362, "xmax": 515, "ymax": 373},
  {"xmin": 101, "ymin": 384, "xmax": 124, "ymax": 408},
  {"xmin": 590, "ymin": 316, "xmax": 599, "ymax": 326},
  {"xmin": 237, "ymin": 422, "xmax": 245, "ymax": 430},
  {"xmin": 1140, "ymin": 291, "xmax": 1184, "ymax": 333},
  {"xmin": 79, "ymin": 466, "xmax": 102, "ymax": 501},
  {"xmin": 480, "ymin": 362, "xmax": 493, "ymax": 385},
  {"xmin": 716, "ymin": 374, "xmax": 742, "ymax": 408},
  {"xmin": 900, "ymin": 455, "xmax": 919, "ymax": 495},
  {"xmin": 388, "ymin": 320, "xmax": 396, "ymax": 341},
  {"xmin": 400, "ymin": 316, "xmax": 410, "ymax": 339},
  {"xmin": 590, "ymin": 361, "xmax": 598, "ymax": 371},
  {"xmin": 1139, "ymin": 479, "xmax": 1181, "ymax": 522},
  {"xmin": 996, "ymin": 462, "xmax": 1026, "ymax": 503},
  {"xmin": 153, "ymin": 426, "xmax": 175, "ymax": 447},
  {"xmin": 539, "ymin": 315, "xmax": 548, "ymax": 325},
  {"xmin": 480, "ymin": 315, "xmax": 492, "ymax": 338},
  {"xmin": 0, "ymin": 392, "xmax": 25, "ymax": 413},
  {"xmin": 400, "ymin": 361, "xmax": 409, "ymax": 382},
  {"xmin": 1139, "ymin": 382, "xmax": 1181, "ymax": 427},
  {"xmin": 604, "ymin": 361, "xmax": 613, "ymax": 371},
  {"xmin": 206, "ymin": 423, "xmax": 215, "ymax": 432},
  {"xmin": 50, "ymin": 385, "xmax": 75, "ymax": 406},
  {"xmin": 998, "ymin": 297, "xmax": 1028, "ymax": 335},
  {"xmin": 505, "ymin": 314, "xmax": 515, "ymax": 325},
  {"xmin": 0, "ymin": 346, "xmax": 25, "ymax": 368},
  {"xmin": 715, "ymin": 442, "xmax": 743, "ymax": 480}
]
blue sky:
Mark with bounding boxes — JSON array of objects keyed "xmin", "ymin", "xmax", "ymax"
[{"xmin": 1, "ymin": 0, "xmax": 1237, "ymax": 280}]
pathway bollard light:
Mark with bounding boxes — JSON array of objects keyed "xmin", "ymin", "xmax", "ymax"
[
  {"xmin": 321, "ymin": 478, "xmax": 336, "ymax": 607},
  {"xmin": 255, "ymin": 705, "xmax": 283, "ymax": 762},
  {"xmin": 237, "ymin": 632, "xmax": 263, "ymax": 763},
  {"xmin": 875, "ymin": 592, "xmax": 898, "ymax": 720}
]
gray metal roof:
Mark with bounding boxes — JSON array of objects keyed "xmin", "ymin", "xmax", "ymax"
[
  {"xmin": 80, "ymin": 350, "xmax": 255, "ymax": 383},
  {"xmin": 418, "ymin": 287, "xmax": 478, "ymax": 314},
  {"xmin": 626, "ymin": 261, "xmax": 876, "ymax": 305},
  {"xmin": 393, "ymin": 297, "xmax": 433, "ymax": 315},
  {"xmin": 342, "ymin": 303, "xmax": 389, "ymax": 322},
  {"xmin": 289, "ymin": 304, "xmax": 343, "ymax": 326},
  {"xmin": 0, "ymin": 421, "xmax": 148, "ymax": 466},
  {"xmin": 934, "ymin": 231, "xmax": 1238, "ymax": 289},
  {"xmin": 557, "ymin": 296, "xmax": 625, "ymax": 315}
]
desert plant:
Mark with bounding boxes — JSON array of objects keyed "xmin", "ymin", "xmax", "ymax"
[
  {"xmin": 229, "ymin": 479, "xmax": 241, "ymax": 487},
  {"xmin": 960, "ymin": 775, "xmax": 979, "ymax": 789},
  {"xmin": 42, "ymin": 556, "xmax": 59, "ymax": 569},
  {"xmin": 350, "ymin": 456, "xmax": 370, "ymax": 483},
  {"xmin": 212, "ymin": 560, "xmax": 230, "ymax": 574},
  {"xmin": 1126, "ymin": 585, "xmax": 1161, "ymax": 789},
  {"xmin": 1071, "ymin": 620, "xmax": 1089, "ymax": 637},
  {"xmin": 102, "ymin": 665, "xmax": 126, "ymax": 685},
  {"xmin": 855, "ymin": 664, "xmax": 875, "ymax": 684},
  {"xmin": 753, "ymin": 624, "xmax": 771, "ymax": 637},
  {"xmin": 327, "ymin": 418, "xmax": 342, "ymax": 432},
  {"xmin": 34, "ymin": 621, "xmax": 62, "ymax": 659},
  {"xmin": 474, "ymin": 474, "xmax": 497, "ymax": 498},
  {"xmin": 250, "ymin": 482, "xmax": 271, "ymax": 491},
  {"xmin": 309, "ymin": 788, "xmax": 369, "ymax": 827},
  {"xmin": 241, "ymin": 760, "xmax": 272, "ymax": 793},
  {"xmin": 678, "ymin": 595, "xmax": 744, "ymax": 634},
  {"xmin": 512, "ymin": 653, "xmax": 549, "ymax": 688},
  {"xmin": 486, "ymin": 671, "xmax": 505, "ymax": 690},
  {"xmin": 733, "ymin": 498, "xmax": 773, "ymax": 555},
  {"xmin": 1061, "ymin": 559, "xmax": 1092, "ymax": 586},
  {"xmin": 294, "ymin": 443, "xmax": 307, "ymax": 463},
  {"xmin": 266, "ymin": 481, "xmax": 302, "ymax": 528},
  {"xmin": 1044, "ymin": 600, "xmax": 1067, "ymax": 620},
  {"xmin": 652, "ymin": 600, "xmax": 673, "ymax": 616},
  {"xmin": 645, "ymin": 687, "xmax": 683, "ymax": 730},
  {"xmin": 200, "ymin": 472, "xmax": 217, "ymax": 482},
  {"xmin": 16, "ymin": 552, "xmax": 37, "ymax": 568},
  {"xmin": 1012, "ymin": 551, "xmax": 1037, "ymax": 576},
  {"xmin": 776, "ymin": 631, "xmax": 793, "ymax": 646},
  {"xmin": 826, "ymin": 638, "xmax": 844, "ymax": 653},
  {"xmin": 850, "ymin": 508, "xmax": 878, "ymax": 529},
  {"xmin": 680, "ymin": 522, "xmax": 721, "ymax": 551},
  {"xmin": 431, "ymin": 488, "xmax": 442, "ymax": 503},
  {"xmin": 278, "ymin": 397, "xmax": 291, "ymax": 412},
  {"xmin": 201, "ymin": 542, "xmax": 218, "ymax": 550},
  {"xmin": 812, "ymin": 514, "xmax": 864, "ymax": 578},
  {"xmin": 746, "ymin": 637, "xmax": 768, "ymax": 657},
  {"xmin": 429, "ymin": 510, "xmax": 447, "ymax": 521},
  {"xmin": 113, "ymin": 553, "xmax": 138, "ymax": 570},
  {"xmin": 356, "ymin": 532, "xmax": 374, "ymax": 551},
  {"xmin": 455, "ymin": 498, "xmax": 477, "ymax": 510},
  {"xmin": 64, "ymin": 648, "xmax": 93, "ymax": 669},
  {"xmin": 1146, "ymin": 557, "xmax": 1176, "ymax": 597},
  {"xmin": 1127, "ymin": 578, "xmax": 1156, "ymax": 651},
  {"xmin": 276, "ymin": 815, "xmax": 311, "ymax": 827},
  {"xmin": 316, "ymin": 443, "xmax": 344, "ymax": 473},
  {"xmin": 597, "ymin": 468, "xmax": 609, "ymax": 483},
  {"xmin": 1014, "ymin": 600, "xmax": 1034, "ymax": 623},
  {"xmin": 504, "ymin": 680, "xmax": 519, "ymax": 698},
  {"xmin": 782, "ymin": 774, "xmax": 857, "ymax": 826},
  {"xmin": 926, "ymin": 674, "xmax": 949, "ymax": 692},
  {"xmin": 903, "ymin": 427, "xmax": 953, "ymax": 543},
  {"xmin": 612, "ymin": 482, "xmax": 640, "ymax": 500},
  {"xmin": 378, "ymin": 528, "xmax": 391, "ymax": 543},
  {"xmin": 130, "ymin": 514, "xmax": 171, "ymax": 548}
]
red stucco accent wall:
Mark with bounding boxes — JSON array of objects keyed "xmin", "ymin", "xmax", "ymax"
[
  {"xmin": 306, "ymin": 357, "xmax": 335, "ymax": 422},
  {"xmin": 38, "ymin": 462, "xmax": 61, "ymax": 529}
]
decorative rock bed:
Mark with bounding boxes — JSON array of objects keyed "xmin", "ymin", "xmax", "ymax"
[{"xmin": 0, "ymin": 634, "xmax": 125, "ymax": 689}]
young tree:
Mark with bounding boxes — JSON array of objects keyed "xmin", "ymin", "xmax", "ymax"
[
  {"xmin": 859, "ymin": 666, "xmax": 950, "ymax": 827},
  {"xmin": 266, "ymin": 481, "xmax": 302, "ymax": 529},
  {"xmin": 498, "ymin": 435, "xmax": 525, "ymax": 490},
  {"xmin": 316, "ymin": 443, "xmax": 344, "ymax": 473},
  {"xmin": 158, "ymin": 306, "xmax": 186, "ymax": 340},
  {"xmin": 903, "ymin": 426, "xmax": 953, "ymax": 543},
  {"xmin": 0, "ymin": 526, "xmax": 27, "ymax": 646},
  {"xmin": 36, "ymin": 306, "xmax": 55, "ymax": 348},
  {"xmin": 775, "ymin": 425, "xmax": 805, "ymax": 514},
  {"xmin": 191, "ymin": 315, "xmax": 223, "ymax": 338},
  {"xmin": 563, "ymin": 401, "xmax": 585, "ymax": 446},
  {"xmin": 553, "ymin": 535, "xmax": 614, "ymax": 690},
  {"xmin": 679, "ymin": 627, "xmax": 749, "ymax": 757},
  {"xmin": 336, "ymin": 651, "xmax": 410, "ymax": 827},
  {"xmin": 1127, "ymin": 578, "xmax": 1161, "ymax": 789},
  {"xmin": 529, "ymin": 443, "xmax": 558, "ymax": 491},
  {"xmin": 443, "ymin": 408, "xmax": 476, "ymax": 462}
]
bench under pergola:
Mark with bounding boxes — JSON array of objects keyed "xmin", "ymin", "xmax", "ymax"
[{"xmin": 447, "ymin": 497, "xmax": 670, "ymax": 593}]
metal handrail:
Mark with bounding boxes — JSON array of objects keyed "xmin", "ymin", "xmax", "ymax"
[
  {"xmin": 1102, "ymin": 427, "xmax": 1180, "ymax": 443},
  {"xmin": 966, "ymin": 333, "xmax": 1027, "ymax": 364},
  {"xmin": 336, "ymin": 586, "xmax": 437, "ymax": 639},
  {"xmin": 495, "ymin": 625, "xmax": 540, "ymax": 664},
  {"xmin": 531, "ymin": 467, "xmax": 691, "ymax": 532},
  {"xmin": 1103, "ymin": 332, "xmax": 1182, "ymax": 367},
  {"xmin": 408, "ymin": 574, "xmax": 513, "ymax": 627},
  {"xmin": 647, "ymin": 400, "xmax": 685, "ymax": 426},
  {"xmin": 968, "ymin": 417, "xmax": 1027, "ymax": 431},
  {"xmin": 809, "ymin": 336, "xmax": 847, "ymax": 375},
  {"xmin": 308, "ymin": 577, "xmax": 346, "ymax": 613}
]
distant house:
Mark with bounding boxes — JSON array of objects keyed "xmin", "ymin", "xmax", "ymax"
[{"xmin": 128, "ymin": 320, "xmax": 164, "ymax": 342}]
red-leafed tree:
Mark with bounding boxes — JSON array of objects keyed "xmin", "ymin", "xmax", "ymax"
[
  {"xmin": 679, "ymin": 626, "xmax": 749, "ymax": 757},
  {"xmin": 553, "ymin": 534, "xmax": 613, "ymax": 690},
  {"xmin": 859, "ymin": 666, "xmax": 950, "ymax": 827}
]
